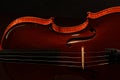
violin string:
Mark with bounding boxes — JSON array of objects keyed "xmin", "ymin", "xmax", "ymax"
[
  {"xmin": 85, "ymin": 62, "xmax": 109, "ymax": 67},
  {"xmin": 0, "ymin": 50, "xmax": 110, "ymax": 68},
  {"xmin": 57, "ymin": 64, "xmax": 82, "ymax": 68},
  {"xmin": 85, "ymin": 59, "xmax": 108, "ymax": 63},
  {"xmin": 85, "ymin": 55, "xmax": 109, "ymax": 59},
  {"xmin": 59, "ymin": 51, "xmax": 109, "ymax": 54},
  {"xmin": 0, "ymin": 58, "xmax": 81, "ymax": 63},
  {"xmin": 0, "ymin": 58, "xmax": 109, "ymax": 68},
  {"xmin": 0, "ymin": 57, "xmax": 109, "ymax": 64},
  {"xmin": 0, "ymin": 54, "xmax": 109, "ymax": 59},
  {"xmin": 0, "ymin": 50, "xmax": 108, "ymax": 54},
  {"xmin": 57, "ymin": 62, "xmax": 109, "ymax": 68}
]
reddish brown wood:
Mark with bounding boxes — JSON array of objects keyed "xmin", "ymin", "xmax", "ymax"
[
  {"xmin": 0, "ymin": 6, "xmax": 120, "ymax": 80},
  {"xmin": 2, "ymin": 6, "xmax": 120, "ymax": 43},
  {"xmin": 0, "ymin": 13, "xmax": 120, "ymax": 80}
]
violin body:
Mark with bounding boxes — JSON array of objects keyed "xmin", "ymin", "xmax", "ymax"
[
  {"xmin": 0, "ymin": 7, "xmax": 120, "ymax": 80},
  {"xmin": 0, "ymin": 13, "xmax": 120, "ymax": 80}
]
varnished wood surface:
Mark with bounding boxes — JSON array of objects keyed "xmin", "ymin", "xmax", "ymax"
[{"xmin": 0, "ymin": 13, "xmax": 119, "ymax": 80}]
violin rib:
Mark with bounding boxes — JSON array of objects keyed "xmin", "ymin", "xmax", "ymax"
[
  {"xmin": 51, "ymin": 6, "xmax": 120, "ymax": 33},
  {"xmin": 51, "ymin": 19, "xmax": 89, "ymax": 33},
  {"xmin": 87, "ymin": 6, "xmax": 120, "ymax": 19}
]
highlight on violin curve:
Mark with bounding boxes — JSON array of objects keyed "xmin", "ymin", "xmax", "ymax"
[
  {"xmin": 51, "ymin": 19, "xmax": 89, "ymax": 33},
  {"xmin": 87, "ymin": 6, "xmax": 120, "ymax": 19},
  {"xmin": 48, "ymin": 6, "xmax": 120, "ymax": 33},
  {"xmin": 1, "ymin": 16, "xmax": 53, "ymax": 46}
]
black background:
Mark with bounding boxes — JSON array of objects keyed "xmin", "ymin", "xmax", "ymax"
[
  {"xmin": 0, "ymin": 0, "xmax": 120, "ymax": 17},
  {"xmin": 0, "ymin": 0, "xmax": 119, "ymax": 36}
]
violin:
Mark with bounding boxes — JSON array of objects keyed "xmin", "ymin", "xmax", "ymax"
[{"xmin": 0, "ymin": 6, "xmax": 120, "ymax": 80}]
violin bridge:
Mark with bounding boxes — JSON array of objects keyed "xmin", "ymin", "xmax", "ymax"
[{"xmin": 81, "ymin": 46, "xmax": 85, "ymax": 70}]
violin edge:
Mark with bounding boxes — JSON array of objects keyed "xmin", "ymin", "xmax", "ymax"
[{"xmin": 1, "ymin": 6, "xmax": 120, "ymax": 48}]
